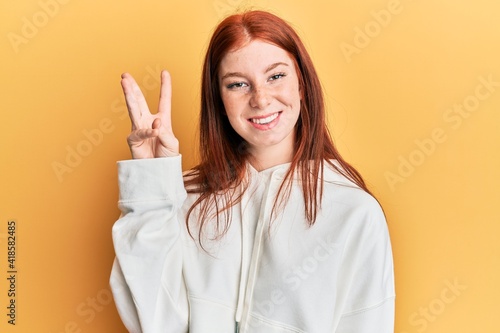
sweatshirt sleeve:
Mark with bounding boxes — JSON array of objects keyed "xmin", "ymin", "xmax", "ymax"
[
  {"xmin": 336, "ymin": 198, "xmax": 395, "ymax": 333},
  {"xmin": 109, "ymin": 155, "xmax": 189, "ymax": 333}
]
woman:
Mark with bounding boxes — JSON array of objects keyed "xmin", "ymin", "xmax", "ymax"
[{"xmin": 110, "ymin": 10, "xmax": 395, "ymax": 333}]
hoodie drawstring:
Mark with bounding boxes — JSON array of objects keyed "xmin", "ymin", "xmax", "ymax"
[{"xmin": 234, "ymin": 169, "xmax": 274, "ymax": 332}]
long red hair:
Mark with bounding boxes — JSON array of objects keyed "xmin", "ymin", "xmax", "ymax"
[{"xmin": 184, "ymin": 10, "xmax": 369, "ymax": 242}]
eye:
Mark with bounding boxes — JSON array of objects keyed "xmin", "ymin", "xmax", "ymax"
[
  {"xmin": 269, "ymin": 72, "xmax": 286, "ymax": 81},
  {"xmin": 226, "ymin": 82, "xmax": 249, "ymax": 89}
]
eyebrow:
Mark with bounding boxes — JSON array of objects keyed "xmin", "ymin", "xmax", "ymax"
[{"xmin": 220, "ymin": 62, "xmax": 289, "ymax": 80}]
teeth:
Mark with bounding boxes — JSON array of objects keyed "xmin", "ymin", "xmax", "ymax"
[{"xmin": 250, "ymin": 113, "xmax": 279, "ymax": 125}]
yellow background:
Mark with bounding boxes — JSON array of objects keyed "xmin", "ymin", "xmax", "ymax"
[{"xmin": 1, "ymin": 0, "xmax": 498, "ymax": 332}]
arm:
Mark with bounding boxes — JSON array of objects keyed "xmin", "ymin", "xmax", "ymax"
[
  {"xmin": 336, "ymin": 200, "xmax": 395, "ymax": 333},
  {"xmin": 110, "ymin": 156, "xmax": 189, "ymax": 333},
  {"xmin": 110, "ymin": 71, "xmax": 188, "ymax": 332}
]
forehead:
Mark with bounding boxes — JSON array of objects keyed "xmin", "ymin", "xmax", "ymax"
[{"xmin": 219, "ymin": 40, "xmax": 295, "ymax": 72}]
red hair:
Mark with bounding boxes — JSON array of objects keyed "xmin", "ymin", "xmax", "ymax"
[{"xmin": 184, "ymin": 10, "xmax": 369, "ymax": 243}]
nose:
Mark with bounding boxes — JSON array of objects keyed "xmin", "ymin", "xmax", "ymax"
[{"xmin": 249, "ymin": 86, "xmax": 271, "ymax": 109}]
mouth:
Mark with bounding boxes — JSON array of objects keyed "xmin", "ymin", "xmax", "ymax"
[{"xmin": 248, "ymin": 112, "xmax": 281, "ymax": 125}]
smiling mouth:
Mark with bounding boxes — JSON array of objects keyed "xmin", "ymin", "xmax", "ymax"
[{"xmin": 249, "ymin": 112, "xmax": 281, "ymax": 125}]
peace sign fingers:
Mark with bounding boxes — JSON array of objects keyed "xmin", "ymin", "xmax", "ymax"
[{"xmin": 120, "ymin": 71, "xmax": 179, "ymax": 159}]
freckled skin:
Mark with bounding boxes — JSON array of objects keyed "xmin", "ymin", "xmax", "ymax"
[{"xmin": 218, "ymin": 40, "xmax": 302, "ymax": 169}]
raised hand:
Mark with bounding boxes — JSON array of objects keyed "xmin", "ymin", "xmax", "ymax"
[{"xmin": 120, "ymin": 70, "xmax": 179, "ymax": 159}]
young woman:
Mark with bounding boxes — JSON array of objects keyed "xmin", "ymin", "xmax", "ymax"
[{"xmin": 110, "ymin": 10, "xmax": 395, "ymax": 333}]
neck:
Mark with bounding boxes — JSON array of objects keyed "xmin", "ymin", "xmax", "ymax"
[{"xmin": 247, "ymin": 142, "xmax": 294, "ymax": 172}]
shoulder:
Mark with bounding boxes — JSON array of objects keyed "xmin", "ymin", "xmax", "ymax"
[{"xmin": 321, "ymin": 160, "xmax": 385, "ymax": 223}]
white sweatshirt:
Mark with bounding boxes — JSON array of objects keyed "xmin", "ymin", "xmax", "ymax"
[{"xmin": 110, "ymin": 155, "xmax": 395, "ymax": 333}]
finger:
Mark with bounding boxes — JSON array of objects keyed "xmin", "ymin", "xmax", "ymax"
[
  {"xmin": 127, "ymin": 128, "xmax": 160, "ymax": 143},
  {"xmin": 121, "ymin": 73, "xmax": 144, "ymax": 128},
  {"xmin": 158, "ymin": 70, "xmax": 173, "ymax": 131},
  {"xmin": 121, "ymin": 73, "xmax": 151, "ymax": 128},
  {"xmin": 152, "ymin": 117, "xmax": 162, "ymax": 130}
]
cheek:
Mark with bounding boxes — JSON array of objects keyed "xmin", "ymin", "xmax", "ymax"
[
  {"xmin": 222, "ymin": 100, "xmax": 236, "ymax": 119},
  {"xmin": 279, "ymin": 79, "xmax": 301, "ymax": 106},
  {"xmin": 221, "ymin": 94, "xmax": 246, "ymax": 117},
  {"xmin": 283, "ymin": 87, "xmax": 301, "ymax": 110}
]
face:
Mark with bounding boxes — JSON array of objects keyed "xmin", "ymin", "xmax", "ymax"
[{"xmin": 218, "ymin": 40, "xmax": 301, "ymax": 160}]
